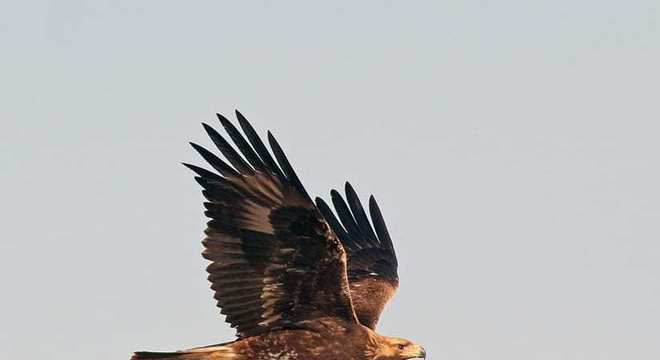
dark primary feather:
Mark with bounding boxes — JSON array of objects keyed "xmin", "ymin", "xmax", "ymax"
[
  {"xmin": 316, "ymin": 183, "xmax": 399, "ymax": 329},
  {"xmin": 369, "ymin": 195, "xmax": 395, "ymax": 251},
  {"xmin": 235, "ymin": 110, "xmax": 285, "ymax": 180},
  {"xmin": 267, "ymin": 131, "xmax": 310, "ymax": 200},
  {"xmin": 316, "ymin": 183, "xmax": 398, "ymax": 281},
  {"xmin": 216, "ymin": 113, "xmax": 266, "ymax": 173},
  {"xmin": 330, "ymin": 189, "xmax": 365, "ymax": 247},
  {"xmin": 186, "ymin": 112, "xmax": 358, "ymax": 338},
  {"xmin": 345, "ymin": 183, "xmax": 379, "ymax": 245},
  {"xmin": 189, "ymin": 142, "xmax": 238, "ymax": 177},
  {"xmin": 202, "ymin": 122, "xmax": 254, "ymax": 175}
]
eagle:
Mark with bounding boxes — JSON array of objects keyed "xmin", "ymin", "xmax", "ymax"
[{"xmin": 132, "ymin": 111, "xmax": 426, "ymax": 360}]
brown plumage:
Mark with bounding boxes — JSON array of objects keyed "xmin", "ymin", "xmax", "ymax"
[{"xmin": 131, "ymin": 111, "xmax": 425, "ymax": 360}]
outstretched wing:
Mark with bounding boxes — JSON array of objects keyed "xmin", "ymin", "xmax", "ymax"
[
  {"xmin": 185, "ymin": 111, "xmax": 358, "ymax": 338},
  {"xmin": 315, "ymin": 183, "xmax": 399, "ymax": 329}
]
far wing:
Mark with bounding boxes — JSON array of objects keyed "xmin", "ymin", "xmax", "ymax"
[
  {"xmin": 185, "ymin": 111, "xmax": 358, "ymax": 338},
  {"xmin": 316, "ymin": 183, "xmax": 399, "ymax": 329}
]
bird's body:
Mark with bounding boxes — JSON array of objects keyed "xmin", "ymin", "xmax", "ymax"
[
  {"xmin": 135, "ymin": 319, "xmax": 423, "ymax": 360},
  {"xmin": 132, "ymin": 111, "xmax": 425, "ymax": 360},
  {"xmin": 137, "ymin": 319, "xmax": 387, "ymax": 359}
]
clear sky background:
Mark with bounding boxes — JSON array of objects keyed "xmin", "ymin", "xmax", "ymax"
[{"xmin": 1, "ymin": 1, "xmax": 659, "ymax": 359}]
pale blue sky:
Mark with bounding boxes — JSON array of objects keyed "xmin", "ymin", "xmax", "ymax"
[{"xmin": 1, "ymin": 1, "xmax": 659, "ymax": 359}]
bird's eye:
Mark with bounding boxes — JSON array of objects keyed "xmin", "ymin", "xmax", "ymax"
[{"xmin": 398, "ymin": 344, "xmax": 406, "ymax": 350}]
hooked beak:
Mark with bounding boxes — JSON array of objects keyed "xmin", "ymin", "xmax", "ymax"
[{"xmin": 410, "ymin": 346, "xmax": 426, "ymax": 359}]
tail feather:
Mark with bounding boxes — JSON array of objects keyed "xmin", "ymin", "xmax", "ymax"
[
  {"xmin": 131, "ymin": 352, "xmax": 187, "ymax": 360},
  {"xmin": 131, "ymin": 345, "xmax": 239, "ymax": 360},
  {"xmin": 131, "ymin": 351, "xmax": 212, "ymax": 360}
]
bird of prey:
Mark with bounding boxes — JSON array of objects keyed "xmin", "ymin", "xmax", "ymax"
[{"xmin": 132, "ymin": 111, "xmax": 426, "ymax": 360}]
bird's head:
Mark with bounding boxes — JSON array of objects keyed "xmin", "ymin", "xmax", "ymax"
[{"xmin": 373, "ymin": 336, "xmax": 426, "ymax": 359}]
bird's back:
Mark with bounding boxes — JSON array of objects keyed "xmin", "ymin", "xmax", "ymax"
[{"xmin": 133, "ymin": 319, "xmax": 373, "ymax": 360}]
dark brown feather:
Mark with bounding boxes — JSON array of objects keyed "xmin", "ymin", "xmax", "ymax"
[
  {"xmin": 186, "ymin": 112, "xmax": 358, "ymax": 338},
  {"xmin": 315, "ymin": 183, "xmax": 399, "ymax": 329}
]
